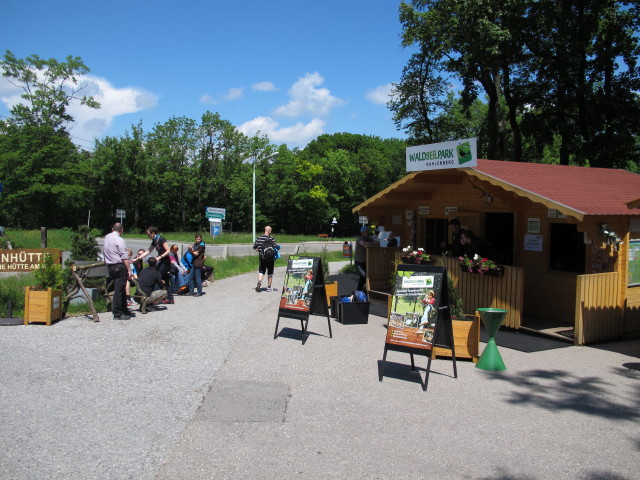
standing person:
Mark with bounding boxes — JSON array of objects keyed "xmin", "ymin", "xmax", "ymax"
[
  {"xmin": 188, "ymin": 234, "xmax": 206, "ymax": 297},
  {"xmin": 354, "ymin": 226, "xmax": 374, "ymax": 292},
  {"xmin": 253, "ymin": 225, "xmax": 279, "ymax": 292},
  {"xmin": 103, "ymin": 223, "xmax": 133, "ymax": 320},
  {"xmin": 138, "ymin": 226, "xmax": 174, "ymax": 304}
]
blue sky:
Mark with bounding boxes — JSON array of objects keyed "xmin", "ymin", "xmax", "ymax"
[{"xmin": 0, "ymin": 1, "xmax": 413, "ymax": 150}]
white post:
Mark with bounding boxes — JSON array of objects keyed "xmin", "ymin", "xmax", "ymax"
[{"xmin": 252, "ymin": 161, "xmax": 257, "ymax": 243}]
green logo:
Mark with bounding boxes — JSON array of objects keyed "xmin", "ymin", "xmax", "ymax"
[{"xmin": 456, "ymin": 142, "xmax": 473, "ymax": 164}]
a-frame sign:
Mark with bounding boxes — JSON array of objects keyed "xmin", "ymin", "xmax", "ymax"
[
  {"xmin": 274, "ymin": 256, "xmax": 332, "ymax": 340},
  {"xmin": 379, "ymin": 264, "xmax": 457, "ymax": 391}
]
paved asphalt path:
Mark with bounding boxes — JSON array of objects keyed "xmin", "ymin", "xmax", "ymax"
[
  {"xmin": 103, "ymin": 239, "xmax": 346, "ymax": 260},
  {"xmin": 1, "ymin": 261, "xmax": 639, "ymax": 479}
]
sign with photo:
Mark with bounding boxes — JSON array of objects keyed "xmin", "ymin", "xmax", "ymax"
[
  {"xmin": 275, "ymin": 256, "xmax": 331, "ymax": 339},
  {"xmin": 279, "ymin": 256, "xmax": 318, "ymax": 314},
  {"xmin": 380, "ymin": 264, "xmax": 456, "ymax": 390},
  {"xmin": 386, "ymin": 265, "xmax": 446, "ymax": 351}
]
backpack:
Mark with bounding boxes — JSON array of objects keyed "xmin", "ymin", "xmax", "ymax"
[{"xmin": 261, "ymin": 237, "xmax": 276, "ymax": 260}]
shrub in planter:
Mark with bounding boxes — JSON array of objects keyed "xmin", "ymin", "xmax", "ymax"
[{"xmin": 24, "ymin": 253, "xmax": 63, "ymax": 325}]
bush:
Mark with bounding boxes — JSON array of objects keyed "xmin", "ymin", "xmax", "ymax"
[
  {"xmin": 70, "ymin": 225, "xmax": 100, "ymax": 261},
  {"xmin": 32, "ymin": 253, "xmax": 63, "ymax": 290}
]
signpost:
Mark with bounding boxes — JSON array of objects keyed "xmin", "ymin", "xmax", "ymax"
[
  {"xmin": 379, "ymin": 264, "xmax": 457, "ymax": 391},
  {"xmin": 274, "ymin": 256, "xmax": 332, "ymax": 340},
  {"xmin": 115, "ymin": 209, "xmax": 126, "ymax": 224},
  {"xmin": 206, "ymin": 207, "xmax": 226, "ymax": 237},
  {"xmin": 205, "ymin": 207, "xmax": 226, "ymax": 219}
]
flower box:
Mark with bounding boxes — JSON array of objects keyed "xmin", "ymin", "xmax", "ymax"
[
  {"xmin": 459, "ymin": 264, "xmax": 505, "ymax": 276},
  {"xmin": 24, "ymin": 287, "xmax": 63, "ymax": 326}
]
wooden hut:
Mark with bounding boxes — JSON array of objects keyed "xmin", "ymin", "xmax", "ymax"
[{"xmin": 352, "ymin": 160, "xmax": 640, "ymax": 345}]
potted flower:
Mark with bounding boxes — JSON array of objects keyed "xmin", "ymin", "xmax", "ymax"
[
  {"xmin": 458, "ymin": 254, "xmax": 504, "ymax": 276},
  {"xmin": 400, "ymin": 246, "xmax": 432, "ymax": 265},
  {"xmin": 24, "ymin": 253, "xmax": 64, "ymax": 326}
]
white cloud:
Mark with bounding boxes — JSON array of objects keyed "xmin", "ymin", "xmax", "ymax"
[
  {"xmin": 365, "ymin": 83, "xmax": 395, "ymax": 105},
  {"xmin": 224, "ymin": 87, "xmax": 244, "ymax": 101},
  {"xmin": 252, "ymin": 81, "xmax": 277, "ymax": 92},
  {"xmin": 238, "ymin": 116, "xmax": 325, "ymax": 146},
  {"xmin": 0, "ymin": 75, "xmax": 158, "ymax": 145},
  {"xmin": 199, "ymin": 93, "xmax": 216, "ymax": 105},
  {"xmin": 275, "ymin": 72, "xmax": 345, "ymax": 117},
  {"xmin": 200, "ymin": 87, "xmax": 245, "ymax": 105}
]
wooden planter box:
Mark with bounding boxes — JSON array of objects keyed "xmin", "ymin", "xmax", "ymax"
[
  {"xmin": 432, "ymin": 314, "xmax": 480, "ymax": 362},
  {"xmin": 24, "ymin": 287, "xmax": 63, "ymax": 326}
]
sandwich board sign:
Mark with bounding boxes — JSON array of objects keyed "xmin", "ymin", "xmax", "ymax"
[
  {"xmin": 379, "ymin": 264, "xmax": 457, "ymax": 391},
  {"xmin": 274, "ymin": 256, "xmax": 332, "ymax": 340}
]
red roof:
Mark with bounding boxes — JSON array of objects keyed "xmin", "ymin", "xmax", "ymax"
[{"xmin": 472, "ymin": 160, "xmax": 640, "ymax": 216}]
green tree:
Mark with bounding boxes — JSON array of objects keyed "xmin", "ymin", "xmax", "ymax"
[
  {"xmin": 1, "ymin": 50, "xmax": 100, "ymax": 130},
  {"xmin": 90, "ymin": 123, "xmax": 155, "ymax": 230},
  {"xmin": 0, "ymin": 122, "xmax": 92, "ymax": 227},
  {"xmin": 0, "ymin": 51, "xmax": 99, "ymax": 228}
]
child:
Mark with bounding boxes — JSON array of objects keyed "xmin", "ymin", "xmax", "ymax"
[{"xmin": 418, "ymin": 290, "xmax": 436, "ymax": 332}]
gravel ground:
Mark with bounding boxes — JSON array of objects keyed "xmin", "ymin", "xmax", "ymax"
[{"xmin": 0, "ymin": 262, "xmax": 305, "ymax": 480}]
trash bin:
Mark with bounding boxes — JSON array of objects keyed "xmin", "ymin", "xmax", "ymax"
[{"xmin": 337, "ymin": 296, "xmax": 370, "ymax": 324}]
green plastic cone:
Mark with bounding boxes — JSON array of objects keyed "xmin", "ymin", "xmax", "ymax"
[{"xmin": 476, "ymin": 308, "xmax": 508, "ymax": 371}]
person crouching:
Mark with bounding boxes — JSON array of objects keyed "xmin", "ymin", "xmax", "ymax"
[{"xmin": 137, "ymin": 257, "xmax": 168, "ymax": 309}]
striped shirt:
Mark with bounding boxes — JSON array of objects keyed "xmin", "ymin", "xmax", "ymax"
[
  {"xmin": 253, "ymin": 235, "xmax": 278, "ymax": 255},
  {"xmin": 103, "ymin": 231, "xmax": 129, "ymax": 265}
]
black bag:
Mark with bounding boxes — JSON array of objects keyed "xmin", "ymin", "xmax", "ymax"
[{"xmin": 261, "ymin": 238, "xmax": 276, "ymax": 260}]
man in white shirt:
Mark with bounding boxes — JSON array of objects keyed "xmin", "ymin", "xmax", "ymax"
[{"xmin": 103, "ymin": 223, "xmax": 132, "ymax": 320}]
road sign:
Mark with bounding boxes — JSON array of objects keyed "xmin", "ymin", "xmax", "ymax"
[
  {"xmin": 359, "ymin": 216, "xmax": 368, "ymax": 224},
  {"xmin": 205, "ymin": 207, "xmax": 226, "ymax": 219},
  {"xmin": 116, "ymin": 209, "xmax": 126, "ymax": 218}
]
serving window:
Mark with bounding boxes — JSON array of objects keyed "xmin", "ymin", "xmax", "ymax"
[{"xmin": 549, "ymin": 223, "xmax": 585, "ymax": 273}]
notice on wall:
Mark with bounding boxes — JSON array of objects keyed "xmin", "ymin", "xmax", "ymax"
[
  {"xmin": 524, "ymin": 234, "xmax": 543, "ymax": 252},
  {"xmin": 628, "ymin": 240, "xmax": 640, "ymax": 286}
]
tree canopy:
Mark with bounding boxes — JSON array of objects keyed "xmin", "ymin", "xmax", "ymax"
[{"xmin": 392, "ymin": 0, "xmax": 640, "ymax": 168}]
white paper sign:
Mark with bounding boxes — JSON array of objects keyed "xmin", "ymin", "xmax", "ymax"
[{"xmin": 524, "ymin": 234, "xmax": 543, "ymax": 252}]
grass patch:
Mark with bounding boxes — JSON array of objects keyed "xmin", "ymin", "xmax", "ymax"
[
  {"xmin": 0, "ymin": 273, "xmax": 35, "ymax": 317},
  {"xmin": 2, "ymin": 228, "xmax": 74, "ymax": 249},
  {"xmin": 208, "ymin": 249, "xmax": 351, "ymax": 281},
  {"xmin": 123, "ymin": 231, "xmax": 354, "ymax": 245},
  {"xmin": 2, "ymin": 229, "xmax": 355, "ymax": 250}
]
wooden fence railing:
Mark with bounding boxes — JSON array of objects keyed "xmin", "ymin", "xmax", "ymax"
[
  {"xmin": 575, "ymin": 272, "xmax": 622, "ymax": 345},
  {"xmin": 364, "ymin": 249, "xmax": 524, "ymax": 328},
  {"xmin": 441, "ymin": 256, "xmax": 524, "ymax": 329}
]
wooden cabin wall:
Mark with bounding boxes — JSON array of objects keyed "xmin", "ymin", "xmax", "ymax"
[
  {"xmin": 364, "ymin": 177, "xmax": 513, "ymax": 251},
  {"xmin": 358, "ymin": 173, "xmax": 638, "ymax": 335}
]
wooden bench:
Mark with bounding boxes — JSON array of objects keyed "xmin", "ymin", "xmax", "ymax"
[{"xmin": 318, "ymin": 234, "xmax": 329, "ymax": 240}]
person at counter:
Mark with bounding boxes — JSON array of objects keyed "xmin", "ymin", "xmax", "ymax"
[
  {"xmin": 460, "ymin": 229, "xmax": 495, "ymax": 260},
  {"xmin": 440, "ymin": 218, "xmax": 463, "ymax": 257},
  {"xmin": 354, "ymin": 226, "xmax": 375, "ymax": 292}
]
